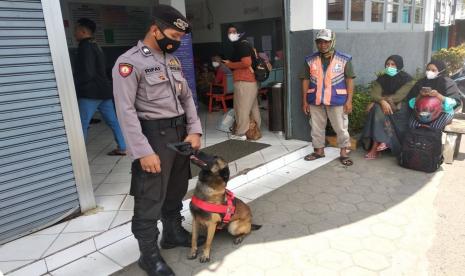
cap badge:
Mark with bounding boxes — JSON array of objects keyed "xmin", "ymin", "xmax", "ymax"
[{"xmin": 174, "ymin": 18, "xmax": 188, "ymax": 31}]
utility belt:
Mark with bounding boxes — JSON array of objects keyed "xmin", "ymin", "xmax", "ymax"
[{"xmin": 140, "ymin": 114, "xmax": 186, "ymax": 131}]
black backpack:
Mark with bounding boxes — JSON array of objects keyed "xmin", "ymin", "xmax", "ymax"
[
  {"xmin": 398, "ymin": 127, "xmax": 443, "ymax": 173},
  {"xmin": 242, "ymin": 41, "xmax": 270, "ymax": 82}
]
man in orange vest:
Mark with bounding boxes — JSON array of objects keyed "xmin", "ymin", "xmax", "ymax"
[{"xmin": 300, "ymin": 29, "xmax": 355, "ymax": 166}]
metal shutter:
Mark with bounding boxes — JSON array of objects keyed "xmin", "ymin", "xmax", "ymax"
[{"xmin": 0, "ymin": 0, "xmax": 79, "ymax": 244}]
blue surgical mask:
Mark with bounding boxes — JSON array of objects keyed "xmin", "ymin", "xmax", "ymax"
[{"xmin": 385, "ymin": 67, "xmax": 398, "ymax": 77}]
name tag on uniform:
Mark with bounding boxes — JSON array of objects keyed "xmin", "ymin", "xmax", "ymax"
[{"xmin": 145, "ymin": 67, "xmax": 161, "ymax": 75}]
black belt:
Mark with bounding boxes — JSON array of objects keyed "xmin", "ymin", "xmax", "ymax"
[{"xmin": 140, "ymin": 115, "xmax": 186, "ymax": 130}]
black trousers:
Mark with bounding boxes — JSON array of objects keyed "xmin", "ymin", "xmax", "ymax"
[{"xmin": 131, "ymin": 117, "xmax": 190, "ymax": 242}]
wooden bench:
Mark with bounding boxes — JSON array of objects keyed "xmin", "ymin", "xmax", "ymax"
[{"xmin": 443, "ymin": 112, "xmax": 465, "ymax": 164}]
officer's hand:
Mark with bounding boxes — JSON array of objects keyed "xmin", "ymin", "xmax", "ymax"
[
  {"xmin": 344, "ymin": 101, "xmax": 353, "ymax": 114},
  {"xmin": 302, "ymin": 102, "xmax": 310, "ymax": 115},
  {"xmin": 140, "ymin": 154, "xmax": 161, "ymax": 174},
  {"xmin": 184, "ymin": 134, "xmax": 201, "ymax": 150}
]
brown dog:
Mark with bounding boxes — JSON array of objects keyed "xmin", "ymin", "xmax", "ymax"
[{"xmin": 188, "ymin": 152, "xmax": 261, "ymax": 263}]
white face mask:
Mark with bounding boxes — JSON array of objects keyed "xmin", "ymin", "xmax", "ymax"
[
  {"xmin": 212, "ymin": 61, "xmax": 220, "ymax": 67},
  {"xmin": 426, "ymin": 70, "xmax": 439, "ymax": 80},
  {"xmin": 228, "ymin": 33, "xmax": 240, "ymax": 42}
]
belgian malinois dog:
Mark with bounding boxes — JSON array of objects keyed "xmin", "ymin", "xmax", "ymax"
[{"xmin": 188, "ymin": 151, "xmax": 261, "ymax": 263}]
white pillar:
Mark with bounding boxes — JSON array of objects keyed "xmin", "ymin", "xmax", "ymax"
[
  {"xmin": 424, "ymin": 0, "xmax": 436, "ymax": 31},
  {"xmin": 159, "ymin": 0, "xmax": 186, "ymax": 16},
  {"xmin": 290, "ymin": 0, "xmax": 327, "ymax": 31}
]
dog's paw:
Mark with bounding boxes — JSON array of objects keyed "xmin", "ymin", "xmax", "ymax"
[
  {"xmin": 199, "ymin": 255, "xmax": 210, "ymax": 263},
  {"xmin": 233, "ymin": 236, "xmax": 244, "ymax": 244},
  {"xmin": 187, "ymin": 251, "xmax": 198, "ymax": 260}
]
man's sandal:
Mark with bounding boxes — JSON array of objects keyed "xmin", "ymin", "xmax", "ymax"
[
  {"xmin": 339, "ymin": 156, "xmax": 353, "ymax": 166},
  {"xmin": 304, "ymin": 152, "xmax": 325, "ymax": 161}
]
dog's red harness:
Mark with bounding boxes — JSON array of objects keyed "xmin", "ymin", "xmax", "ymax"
[{"xmin": 191, "ymin": 189, "xmax": 236, "ymax": 229}]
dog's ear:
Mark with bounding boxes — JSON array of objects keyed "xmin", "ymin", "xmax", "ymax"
[{"xmin": 210, "ymin": 157, "xmax": 227, "ymax": 173}]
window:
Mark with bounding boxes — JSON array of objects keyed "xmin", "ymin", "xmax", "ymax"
[
  {"xmin": 328, "ymin": 0, "xmax": 345, "ymax": 20},
  {"xmin": 414, "ymin": 0, "xmax": 424, "ymax": 24},
  {"xmin": 371, "ymin": 0, "xmax": 384, "ymax": 22},
  {"xmin": 402, "ymin": 0, "xmax": 413, "ymax": 23},
  {"xmin": 387, "ymin": 0, "xmax": 400, "ymax": 23},
  {"xmin": 351, "ymin": 0, "xmax": 365, "ymax": 21}
]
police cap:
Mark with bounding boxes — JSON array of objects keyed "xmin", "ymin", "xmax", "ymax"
[{"xmin": 152, "ymin": 4, "xmax": 191, "ymax": 34}]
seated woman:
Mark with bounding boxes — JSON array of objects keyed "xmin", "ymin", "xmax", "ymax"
[
  {"xmin": 361, "ymin": 55, "xmax": 416, "ymax": 160},
  {"xmin": 211, "ymin": 55, "xmax": 231, "ymax": 90},
  {"xmin": 407, "ymin": 60, "xmax": 462, "ymax": 129}
]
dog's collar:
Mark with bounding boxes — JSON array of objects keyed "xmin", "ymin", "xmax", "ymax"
[{"xmin": 191, "ymin": 189, "xmax": 236, "ymax": 227}]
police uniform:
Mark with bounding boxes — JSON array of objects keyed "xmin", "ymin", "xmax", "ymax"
[{"xmin": 112, "ymin": 5, "xmax": 202, "ymax": 275}]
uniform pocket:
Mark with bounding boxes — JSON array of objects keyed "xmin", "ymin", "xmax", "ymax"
[
  {"xmin": 130, "ymin": 160, "xmax": 163, "ymax": 201},
  {"xmin": 145, "ymin": 73, "xmax": 171, "ymax": 101}
]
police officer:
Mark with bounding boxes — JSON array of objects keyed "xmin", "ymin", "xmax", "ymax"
[{"xmin": 112, "ymin": 5, "xmax": 205, "ymax": 276}]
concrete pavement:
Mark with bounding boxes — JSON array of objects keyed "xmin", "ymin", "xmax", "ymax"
[{"xmin": 114, "ymin": 145, "xmax": 457, "ymax": 276}]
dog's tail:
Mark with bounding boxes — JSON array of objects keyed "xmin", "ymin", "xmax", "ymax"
[{"xmin": 251, "ymin": 224, "xmax": 262, "ymax": 231}]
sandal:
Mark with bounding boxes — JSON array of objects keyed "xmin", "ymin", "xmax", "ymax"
[
  {"xmin": 304, "ymin": 152, "xmax": 325, "ymax": 161},
  {"xmin": 107, "ymin": 149, "xmax": 127, "ymax": 156},
  {"xmin": 376, "ymin": 143, "xmax": 389, "ymax": 152},
  {"xmin": 339, "ymin": 156, "xmax": 353, "ymax": 166},
  {"xmin": 364, "ymin": 153, "xmax": 377, "ymax": 160}
]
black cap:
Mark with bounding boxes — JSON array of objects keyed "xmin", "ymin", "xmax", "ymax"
[{"xmin": 152, "ymin": 4, "xmax": 191, "ymax": 33}]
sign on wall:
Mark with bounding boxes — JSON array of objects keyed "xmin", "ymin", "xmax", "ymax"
[{"xmin": 174, "ymin": 33, "xmax": 198, "ymax": 107}]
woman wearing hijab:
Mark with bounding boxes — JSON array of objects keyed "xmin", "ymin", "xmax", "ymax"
[
  {"xmin": 407, "ymin": 60, "xmax": 462, "ymax": 129},
  {"xmin": 361, "ymin": 55, "xmax": 416, "ymax": 160},
  {"xmin": 211, "ymin": 55, "xmax": 231, "ymax": 86},
  {"xmin": 222, "ymin": 25, "xmax": 261, "ymax": 140}
]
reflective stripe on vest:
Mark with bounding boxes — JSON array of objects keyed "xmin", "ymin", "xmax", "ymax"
[{"xmin": 306, "ymin": 51, "xmax": 350, "ymax": 106}]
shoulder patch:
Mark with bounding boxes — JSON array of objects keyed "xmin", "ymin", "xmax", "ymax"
[{"xmin": 119, "ymin": 63, "xmax": 134, "ymax": 78}]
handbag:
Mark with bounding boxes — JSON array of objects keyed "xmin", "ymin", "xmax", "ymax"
[{"xmin": 245, "ymin": 120, "xmax": 262, "ymax": 140}]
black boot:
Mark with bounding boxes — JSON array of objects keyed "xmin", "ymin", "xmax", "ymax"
[
  {"xmin": 138, "ymin": 240, "xmax": 175, "ymax": 276},
  {"xmin": 160, "ymin": 216, "xmax": 206, "ymax": 249}
]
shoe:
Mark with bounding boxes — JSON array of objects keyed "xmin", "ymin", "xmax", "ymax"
[
  {"xmin": 160, "ymin": 216, "xmax": 206, "ymax": 249},
  {"xmin": 230, "ymin": 134, "xmax": 247, "ymax": 141},
  {"xmin": 137, "ymin": 240, "xmax": 174, "ymax": 276}
]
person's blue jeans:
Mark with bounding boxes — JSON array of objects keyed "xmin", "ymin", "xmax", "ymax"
[{"xmin": 78, "ymin": 98, "xmax": 126, "ymax": 151}]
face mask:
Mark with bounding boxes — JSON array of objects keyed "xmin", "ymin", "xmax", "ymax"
[
  {"xmin": 212, "ymin": 61, "xmax": 220, "ymax": 67},
  {"xmin": 228, "ymin": 33, "xmax": 240, "ymax": 42},
  {"xmin": 426, "ymin": 70, "xmax": 438, "ymax": 80},
  {"xmin": 156, "ymin": 30, "xmax": 181, "ymax": 53},
  {"xmin": 385, "ymin": 67, "xmax": 398, "ymax": 77}
]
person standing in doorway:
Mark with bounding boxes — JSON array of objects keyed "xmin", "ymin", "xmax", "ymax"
[
  {"xmin": 223, "ymin": 25, "xmax": 261, "ymax": 140},
  {"xmin": 300, "ymin": 29, "xmax": 355, "ymax": 166},
  {"xmin": 112, "ymin": 5, "xmax": 205, "ymax": 276},
  {"xmin": 73, "ymin": 18, "xmax": 127, "ymax": 156}
]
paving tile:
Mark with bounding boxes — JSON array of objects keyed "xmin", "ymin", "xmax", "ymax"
[
  {"xmin": 0, "ymin": 260, "xmax": 31, "ymax": 274},
  {"xmin": 7, "ymin": 260, "xmax": 47, "ymax": 276},
  {"xmin": 95, "ymin": 195, "xmax": 126, "ymax": 211},
  {"xmin": 50, "ymin": 252, "xmax": 121, "ymax": 276},
  {"xmin": 315, "ymin": 248, "xmax": 353, "ymax": 270},
  {"xmin": 352, "ymin": 250, "xmax": 391, "ymax": 271},
  {"xmin": 94, "ymin": 223, "xmax": 132, "ymax": 250},
  {"xmin": 245, "ymin": 165, "xmax": 268, "ymax": 182},
  {"xmin": 94, "ymin": 182, "xmax": 130, "ymax": 196},
  {"xmin": 232, "ymin": 181, "xmax": 273, "ymax": 200},
  {"xmin": 0, "ymin": 234, "xmax": 56, "ymax": 261},
  {"xmin": 31, "ymin": 222, "xmax": 68, "ymax": 236},
  {"xmin": 103, "ymin": 172, "xmax": 131, "ymax": 184},
  {"xmin": 44, "ymin": 232, "xmax": 100, "ymax": 256},
  {"xmin": 62, "ymin": 211, "xmax": 117, "ymax": 233},
  {"xmin": 110, "ymin": 211, "xmax": 133, "ymax": 228},
  {"xmin": 340, "ymin": 266, "xmax": 377, "ymax": 276},
  {"xmin": 99, "ymin": 236, "xmax": 139, "ymax": 267},
  {"xmin": 260, "ymin": 145, "xmax": 289, "ymax": 162},
  {"xmin": 45, "ymin": 239, "xmax": 96, "ymax": 271},
  {"xmin": 119, "ymin": 195, "xmax": 134, "ymax": 211}
]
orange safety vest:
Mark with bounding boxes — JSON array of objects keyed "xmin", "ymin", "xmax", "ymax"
[{"xmin": 305, "ymin": 51, "xmax": 351, "ymax": 106}]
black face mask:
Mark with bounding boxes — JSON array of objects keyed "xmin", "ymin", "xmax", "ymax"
[{"xmin": 156, "ymin": 30, "xmax": 181, "ymax": 53}]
